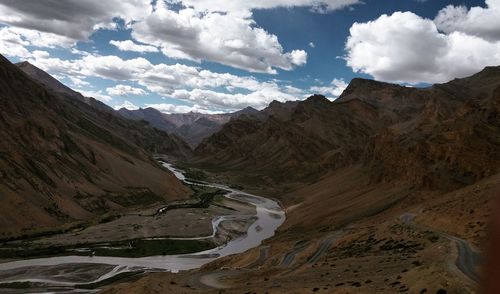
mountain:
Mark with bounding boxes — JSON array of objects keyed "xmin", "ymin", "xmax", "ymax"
[
  {"xmin": 0, "ymin": 55, "xmax": 189, "ymax": 238},
  {"xmin": 193, "ymin": 95, "xmax": 378, "ymax": 185},
  {"xmin": 118, "ymin": 107, "xmax": 177, "ymax": 132},
  {"xmin": 117, "ymin": 106, "xmax": 260, "ymax": 147},
  {"xmin": 194, "ymin": 68, "xmax": 500, "ymax": 191},
  {"xmin": 16, "ymin": 61, "xmax": 115, "ymax": 114},
  {"xmin": 17, "ymin": 62, "xmax": 192, "ymax": 158}
]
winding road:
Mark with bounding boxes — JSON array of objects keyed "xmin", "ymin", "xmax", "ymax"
[
  {"xmin": 198, "ymin": 231, "xmax": 344, "ymax": 289},
  {"xmin": 279, "ymin": 240, "xmax": 310, "ymax": 268},
  {"xmin": 400, "ymin": 212, "xmax": 481, "ymax": 284},
  {"xmin": 307, "ymin": 231, "xmax": 343, "ymax": 265}
]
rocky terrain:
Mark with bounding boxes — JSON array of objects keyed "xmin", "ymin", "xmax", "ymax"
[
  {"xmin": 0, "ymin": 55, "xmax": 190, "ymax": 238},
  {"xmin": 194, "ymin": 68, "xmax": 500, "ymax": 194}
]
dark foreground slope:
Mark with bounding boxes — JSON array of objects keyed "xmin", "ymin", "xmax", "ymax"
[{"xmin": 0, "ymin": 55, "xmax": 189, "ymax": 238}]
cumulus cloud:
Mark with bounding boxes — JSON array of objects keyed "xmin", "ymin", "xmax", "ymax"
[
  {"xmin": 109, "ymin": 40, "xmax": 158, "ymax": 53},
  {"xmin": 434, "ymin": 0, "xmax": 500, "ymax": 42},
  {"xmin": 0, "ymin": 26, "xmax": 79, "ymax": 58},
  {"xmin": 310, "ymin": 78, "xmax": 348, "ymax": 98},
  {"xmin": 171, "ymin": 86, "xmax": 297, "ymax": 110},
  {"xmin": 345, "ymin": 10, "xmax": 500, "ymax": 84},
  {"xmin": 0, "ymin": 0, "xmax": 151, "ymax": 43},
  {"xmin": 0, "ymin": 27, "xmax": 31, "ymax": 58},
  {"xmin": 27, "ymin": 52, "xmax": 303, "ymax": 111},
  {"xmin": 131, "ymin": 2, "xmax": 308, "ymax": 73},
  {"xmin": 175, "ymin": 0, "xmax": 361, "ymax": 15},
  {"xmin": 77, "ymin": 89, "xmax": 113, "ymax": 102},
  {"xmin": 0, "ymin": 0, "xmax": 362, "ymax": 73},
  {"xmin": 106, "ymin": 84, "xmax": 147, "ymax": 96},
  {"xmin": 0, "ymin": 0, "xmax": 361, "ymax": 73},
  {"xmin": 68, "ymin": 76, "xmax": 90, "ymax": 87}
]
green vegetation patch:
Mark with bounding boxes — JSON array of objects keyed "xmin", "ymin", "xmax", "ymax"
[
  {"xmin": 0, "ymin": 238, "xmax": 215, "ymax": 259},
  {"xmin": 89, "ymin": 238, "xmax": 215, "ymax": 258},
  {"xmin": 156, "ymin": 184, "xmax": 227, "ymax": 215},
  {"xmin": 0, "ymin": 281, "xmax": 37, "ymax": 289}
]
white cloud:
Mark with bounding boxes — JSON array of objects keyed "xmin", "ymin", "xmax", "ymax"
[
  {"xmin": 77, "ymin": 89, "xmax": 113, "ymax": 102},
  {"xmin": 171, "ymin": 85, "xmax": 297, "ymax": 110},
  {"xmin": 0, "ymin": 0, "xmax": 359, "ymax": 73},
  {"xmin": 27, "ymin": 52, "xmax": 305, "ymax": 111},
  {"xmin": 0, "ymin": 0, "xmax": 151, "ymax": 44},
  {"xmin": 106, "ymin": 84, "xmax": 147, "ymax": 96},
  {"xmin": 109, "ymin": 40, "xmax": 158, "ymax": 53},
  {"xmin": 113, "ymin": 100, "xmax": 140, "ymax": 110},
  {"xmin": 345, "ymin": 10, "xmax": 500, "ymax": 84},
  {"xmin": 309, "ymin": 42, "xmax": 316, "ymax": 48},
  {"xmin": 287, "ymin": 50, "xmax": 308, "ymax": 66},
  {"xmin": 0, "ymin": 26, "xmax": 79, "ymax": 58},
  {"xmin": 0, "ymin": 27, "xmax": 31, "ymax": 58},
  {"xmin": 175, "ymin": 0, "xmax": 361, "ymax": 14},
  {"xmin": 131, "ymin": 2, "xmax": 307, "ymax": 73},
  {"xmin": 434, "ymin": 0, "xmax": 500, "ymax": 42},
  {"xmin": 68, "ymin": 76, "xmax": 90, "ymax": 87},
  {"xmin": 144, "ymin": 103, "xmax": 218, "ymax": 114},
  {"xmin": 310, "ymin": 78, "xmax": 348, "ymax": 98}
]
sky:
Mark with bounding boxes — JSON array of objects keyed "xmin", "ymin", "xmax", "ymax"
[{"xmin": 0, "ymin": 0, "xmax": 499, "ymax": 113}]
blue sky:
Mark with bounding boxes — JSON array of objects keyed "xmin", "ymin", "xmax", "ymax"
[{"xmin": 0, "ymin": 0, "xmax": 498, "ymax": 113}]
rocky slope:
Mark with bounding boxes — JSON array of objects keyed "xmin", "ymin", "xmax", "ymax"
[
  {"xmin": 17, "ymin": 61, "xmax": 192, "ymax": 158},
  {"xmin": 0, "ymin": 55, "xmax": 189, "ymax": 238},
  {"xmin": 194, "ymin": 68, "xmax": 500, "ymax": 192}
]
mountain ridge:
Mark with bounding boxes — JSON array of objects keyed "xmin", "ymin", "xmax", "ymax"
[
  {"xmin": 118, "ymin": 105, "xmax": 260, "ymax": 147},
  {"xmin": 193, "ymin": 66, "xmax": 500, "ymax": 192},
  {"xmin": 0, "ymin": 55, "xmax": 189, "ymax": 237}
]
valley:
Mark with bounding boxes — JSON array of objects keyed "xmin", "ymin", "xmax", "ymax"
[
  {"xmin": 0, "ymin": 160, "xmax": 285, "ymax": 292},
  {"xmin": 0, "ymin": 38, "xmax": 498, "ymax": 293}
]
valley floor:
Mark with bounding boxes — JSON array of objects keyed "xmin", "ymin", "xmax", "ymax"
[{"xmin": 101, "ymin": 168, "xmax": 500, "ymax": 294}]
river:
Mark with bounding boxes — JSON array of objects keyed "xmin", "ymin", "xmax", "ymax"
[{"xmin": 0, "ymin": 162, "xmax": 285, "ymax": 292}]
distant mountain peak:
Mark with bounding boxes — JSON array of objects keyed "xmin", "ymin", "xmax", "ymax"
[
  {"xmin": 16, "ymin": 60, "xmax": 32, "ymax": 67},
  {"xmin": 305, "ymin": 94, "xmax": 329, "ymax": 103},
  {"xmin": 340, "ymin": 78, "xmax": 401, "ymax": 97}
]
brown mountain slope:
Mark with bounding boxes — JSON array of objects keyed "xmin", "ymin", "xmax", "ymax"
[
  {"xmin": 194, "ymin": 95, "xmax": 380, "ymax": 185},
  {"xmin": 0, "ymin": 55, "xmax": 189, "ymax": 238},
  {"xmin": 194, "ymin": 68, "xmax": 500, "ymax": 192},
  {"xmin": 17, "ymin": 61, "xmax": 192, "ymax": 158},
  {"xmin": 363, "ymin": 68, "xmax": 500, "ymax": 189}
]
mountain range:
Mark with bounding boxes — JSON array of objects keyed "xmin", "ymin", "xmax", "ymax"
[
  {"xmin": 193, "ymin": 69, "xmax": 500, "ymax": 193},
  {"xmin": 118, "ymin": 105, "xmax": 259, "ymax": 147}
]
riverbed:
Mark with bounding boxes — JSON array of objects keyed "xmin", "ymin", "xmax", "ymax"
[{"xmin": 0, "ymin": 162, "xmax": 285, "ymax": 292}]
